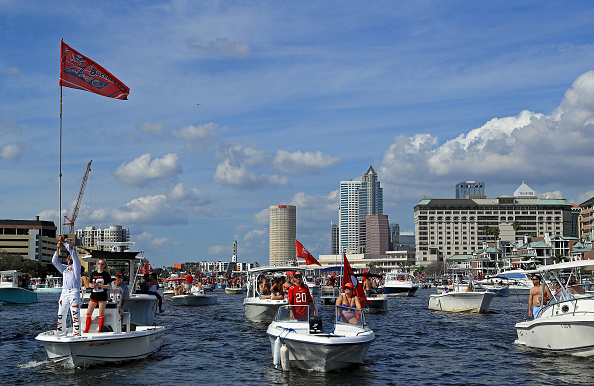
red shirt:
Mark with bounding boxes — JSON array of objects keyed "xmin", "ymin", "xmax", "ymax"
[
  {"xmin": 287, "ymin": 284, "xmax": 313, "ymax": 320},
  {"xmin": 186, "ymin": 274, "xmax": 193, "ymax": 285}
]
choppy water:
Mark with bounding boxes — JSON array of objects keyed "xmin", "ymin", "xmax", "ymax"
[{"xmin": 2, "ymin": 289, "xmax": 594, "ymax": 385}]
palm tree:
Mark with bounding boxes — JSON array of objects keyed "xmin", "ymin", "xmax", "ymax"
[{"xmin": 512, "ymin": 220, "xmax": 521, "ymax": 232}]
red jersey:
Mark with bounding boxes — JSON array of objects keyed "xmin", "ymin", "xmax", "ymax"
[
  {"xmin": 287, "ymin": 284, "xmax": 313, "ymax": 320},
  {"xmin": 186, "ymin": 274, "xmax": 193, "ymax": 285}
]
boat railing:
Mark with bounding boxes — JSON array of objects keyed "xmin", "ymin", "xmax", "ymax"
[
  {"xmin": 274, "ymin": 304, "xmax": 315, "ymax": 322},
  {"xmin": 335, "ymin": 305, "xmax": 366, "ymax": 327}
]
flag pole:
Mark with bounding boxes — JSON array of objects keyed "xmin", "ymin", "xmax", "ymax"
[{"xmin": 59, "ymin": 40, "xmax": 63, "ymax": 235}]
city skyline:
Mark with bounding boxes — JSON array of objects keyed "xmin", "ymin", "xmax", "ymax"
[{"xmin": 2, "ymin": 2, "xmax": 594, "ymax": 267}]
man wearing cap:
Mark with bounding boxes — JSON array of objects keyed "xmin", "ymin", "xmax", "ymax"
[
  {"xmin": 52, "ymin": 234, "xmax": 82, "ymax": 337},
  {"xmin": 287, "ymin": 273, "xmax": 315, "ymax": 320},
  {"xmin": 110, "ymin": 271, "xmax": 130, "ymax": 313},
  {"xmin": 528, "ymin": 274, "xmax": 551, "ymax": 318}
]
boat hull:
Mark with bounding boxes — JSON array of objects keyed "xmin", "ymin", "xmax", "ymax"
[
  {"xmin": 172, "ymin": 294, "xmax": 217, "ymax": 306},
  {"xmin": 36, "ymin": 326, "xmax": 165, "ymax": 367},
  {"xmin": 0, "ymin": 287, "xmax": 38, "ymax": 304},
  {"xmin": 384, "ymin": 285, "xmax": 418, "ymax": 297},
  {"xmin": 364, "ymin": 296, "xmax": 388, "ymax": 313},
  {"xmin": 225, "ymin": 287, "xmax": 245, "ymax": 294},
  {"xmin": 35, "ymin": 287, "xmax": 63, "ymax": 294},
  {"xmin": 243, "ymin": 299, "xmax": 287, "ymax": 323},
  {"xmin": 428, "ymin": 291, "xmax": 496, "ymax": 313}
]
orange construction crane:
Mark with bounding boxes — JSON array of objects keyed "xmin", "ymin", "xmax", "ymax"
[{"xmin": 63, "ymin": 160, "xmax": 92, "ymax": 234}]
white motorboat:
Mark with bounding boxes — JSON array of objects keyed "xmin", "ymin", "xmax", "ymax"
[
  {"xmin": 0, "ymin": 270, "xmax": 38, "ymax": 304},
  {"xmin": 514, "ymin": 260, "xmax": 594, "ymax": 356},
  {"xmin": 494, "ymin": 270, "xmax": 533, "ymax": 295},
  {"xmin": 172, "ymin": 287, "xmax": 217, "ymax": 306},
  {"xmin": 356, "ymin": 273, "xmax": 388, "ymax": 313},
  {"xmin": 383, "ymin": 271, "xmax": 419, "ymax": 296},
  {"xmin": 36, "ymin": 298, "xmax": 165, "ymax": 367},
  {"xmin": 34, "ymin": 276, "xmax": 63, "ymax": 293},
  {"xmin": 163, "ymin": 277, "xmax": 186, "ymax": 300},
  {"xmin": 320, "ymin": 285, "xmax": 341, "ymax": 305},
  {"xmin": 225, "ymin": 286, "xmax": 245, "ymax": 294},
  {"xmin": 83, "ymin": 251, "xmax": 159, "ymax": 326},
  {"xmin": 428, "ymin": 290, "xmax": 497, "ymax": 313},
  {"xmin": 267, "ymin": 304, "xmax": 375, "ymax": 372},
  {"xmin": 243, "ymin": 266, "xmax": 305, "ymax": 323}
]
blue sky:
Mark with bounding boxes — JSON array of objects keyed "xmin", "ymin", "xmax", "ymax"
[{"xmin": 1, "ymin": 1, "xmax": 594, "ymax": 267}]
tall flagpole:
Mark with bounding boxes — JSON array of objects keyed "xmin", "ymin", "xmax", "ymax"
[{"xmin": 59, "ymin": 38, "xmax": 63, "ymax": 234}]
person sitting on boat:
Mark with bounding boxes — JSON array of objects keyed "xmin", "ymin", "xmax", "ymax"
[
  {"xmin": 109, "ymin": 271, "xmax": 130, "ymax": 313},
  {"xmin": 282, "ymin": 275, "xmax": 291, "ymax": 296},
  {"xmin": 270, "ymin": 276, "xmax": 284, "ymax": 300},
  {"xmin": 52, "ymin": 234, "xmax": 82, "ymax": 337},
  {"xmin": 465, "ymin": 284, "xmax": 474, "ymax": 292},
  {"xmin": 185, "ymin": 272, "xmax": 193, "ymax": 293},
  {"xmin": 528, "ymin": 275, "xmax": 552, "ymax": 319},
  {"xmin": 336, "ymin": 282, "xmax": 362, "ymax": 324},
  {"xmin": 149, "ymin": 272, "xmax": 165, "ymax": 313},
  {"xmin": 84, "ymin": 258, "xmax": 112, "ymax": 333},
  {"xmin": 288, "ymin": 273, "xmax": 315, "ymax": 320},
  {"xmin": 259, "ymin": 277, "xmax": 272, "ymax": 299}
]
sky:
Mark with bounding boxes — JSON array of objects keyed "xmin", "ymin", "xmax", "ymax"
[{"xmin": 1, "ymin": 1, "xmax": 594, "ymax": 268}]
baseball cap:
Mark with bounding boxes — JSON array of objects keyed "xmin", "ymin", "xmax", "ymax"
[{"xmin": 344, "ymin": 282, "xmax": 355, "ymax": 289}]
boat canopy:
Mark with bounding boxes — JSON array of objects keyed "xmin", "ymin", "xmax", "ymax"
[{"xmin": 321, "ymin": 266, "xmax": 342, "ymax": 273}]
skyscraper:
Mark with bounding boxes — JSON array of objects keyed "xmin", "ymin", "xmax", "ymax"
[
  {"xmin": 330, "ymin": 222, "xmax": 339, "ymax": 255},
  {"xmin": 366, "ymin": 214, "xmax": 390, "ymax": 254},
  {"xmin": 455, "ymin": 181, "xmax": 485, "ymax": 199},
  {"xmin": 339, "ymin": 166, "xmax": 383, "ymax": 254},
  {"xmin": 269, "ymin": 205, "xmax": 296, "ymax": 266}
]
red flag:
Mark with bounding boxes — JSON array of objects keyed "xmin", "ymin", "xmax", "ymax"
[
  {"xmin": 295, "ymin": 240, "xmax": 322, "ymax": 266},
  {"xmin": 60, "ymin": 40, "xmax": 130, "ymax": 100},
  {"xmin": 342, "ymin": 253, "xmax": 368, "ymax": 306}
]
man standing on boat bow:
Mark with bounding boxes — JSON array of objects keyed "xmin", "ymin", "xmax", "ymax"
[
  {"xmin": 528, "ymin": 274, "xmax": 552, "ymax": 319},
  {"xmin": 52, "ymin": 234, "xmax": 82, "ymax": 337}
]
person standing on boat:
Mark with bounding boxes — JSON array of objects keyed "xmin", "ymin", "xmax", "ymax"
[
  {"xmin": 84, "ymin": 259, "xmax": 112, "ymax": 333},
  {"xmin": 528, "ymin": 275, "xmax": 552, "ymax": 319},
  {"xmin": 185, "ymin": 272, "xmax": 193, "ymax": 293},
  {"xmin": 287, "ymin": 273, "xmax": 315, "ymax": 320},
  {"xmin": 52, "ymin": 234, "xmax": 82, "ymax": 337}
]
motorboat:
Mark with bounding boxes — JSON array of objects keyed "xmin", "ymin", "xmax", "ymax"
[
  {"xmin": 34, "ymin": 276, "xmax": 63, "ymax": 293},
  {"xmin": 354, "ymin": 273, "xmax": 387, "ymax": 313},
  {"xmin": 225, "ymin": 285, "xmax": 245, "ymax": 294},
  {"xmin": 172, "ymin": 287, "xmax": 217, "ymax": 306},
  {"xmin": 428, "ymin": 290, "xmax": 497, "ymax": 313},
  {"xmin": 383, "ymin": 271, "xmax": 419, "ymax": 296},
  {"xmin": 493, "ymin": 270, "xmax": 533, "ymax": 295},
  {"xmin": 163, "ymin": 277, "xmax": 186, "ymax": 300},
  {"xmin": 36, "ymin": 296, "xmax": 165, "ymax": 367},
  {"xmin": 514, "ymin": 260, "xmax": 594, "ymax": 356},
  {"xmin": 476, "ymin": 277, "xmax": 510, "ymax": 297},
  {"xmin": 0, "ymin": 270, "xmax": 38, "ymax": 304},
  {"xmin": 243, "ymin": 266, "xmax": 304, "ymax": 323},
  {"xmin": 83, "ymin": 250, "xmax": 159, "ymax": 326},
  {"xmin": 320, "ymin": 285, "xmax": 341, "ymax": 305},
  {"xmin": 267, "ymin": 304, "xmax": 375, "ymax": 371}
]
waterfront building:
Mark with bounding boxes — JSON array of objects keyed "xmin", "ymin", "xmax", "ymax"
[
  {"xmin": 75, "ymin": 225, "xmax": 130, "ymax": 251},
  {"xmin": 579, "ymin": 196, "xmax": 594, "ymax": 239},
  {"xmin": 0, "ymin": 217, "xmax": 58, "ymax": 264},
  {"xmin": 339, "ymin": 166, "xmax": 383, "ymax": 254},
  {"xmin": 366, "ymin": 214, "xmax": 390, "ymax": 254},
  {"xmin": 269, "ymin": 204, "xmax": 296, "ymax": 266},
  {"xmin": 315, "ymin": 251, "xmax": 416, "ymax": 273},
  {"xmin": 414, "ymin": 194, "xmax": 574, "ymax": 264},
  {"xmin": 456, "ymin": 181, "xmax": 486, "ymax": 199},
  {"xmin": 330, "ymin": 222, "xmax": 339, "ymax": 255}
]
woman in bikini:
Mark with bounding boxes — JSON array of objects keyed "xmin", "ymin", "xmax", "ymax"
[{"xmin": 335, "ymin": 282, "xmax": 362, "ymax": 324}]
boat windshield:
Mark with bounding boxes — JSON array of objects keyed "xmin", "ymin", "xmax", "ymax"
[
  {"xmin": 275, "ymin": 304, "xmax": 313, "ymax": 322},
  {"xmin": 335, "ymin": 305, "xmax": 366, "ymax": 327}
]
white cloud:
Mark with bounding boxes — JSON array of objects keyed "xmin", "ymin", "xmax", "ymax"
[
  {"xmin": 185, "ymin": 36, "xmax": 251, "ymax": 58},
  {"xmin": 138, "ymin": 231, "xmax": 169, "ymax": 247},
  {"xmin": 213, "ymin": 159, "xmax": 289, "ymax": 191},
  {"xmin": 136, "ymin": 121, "xmax": 165, "ymax": 136},
  {"xmin": 114, "ymin": 153, "xmax": 182, "ymax": 187},
  {"xmin": 272, "ymin": 150, "xmax": 341, "ymax": 174},
  {"xmin": 1, "ymin": 144, "xmax": 21, "ymax": 160},
  {"xmin": 379, "ymin": 71, "xmax": 594, "ymax": 189},
  {"xmin": 171, "ymin": 122, "xmax": 223, "ymax": 152},
  {"xmin": 207, "ymin": 245, "xmax": 231, "ymax": 256},
  {"xmin": 168, "ymin": 183, "xmax": 210, "ymax": 207},
  {"xmin": 90, "ymin": 195, "xmax": 188, "ymax": 226},
  {"xmin": 216, "ymin": 142, "xmax": 270, "ymax": 168}
]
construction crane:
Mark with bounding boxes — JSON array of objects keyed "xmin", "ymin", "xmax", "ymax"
[{"xmin": 63, "ymin": 160, "xmax": 92, "ymax": 235}]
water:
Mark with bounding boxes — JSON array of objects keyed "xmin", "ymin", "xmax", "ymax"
[{"xmin": 2, "ymin": 289, "xmax": 594, "ymax": 385}]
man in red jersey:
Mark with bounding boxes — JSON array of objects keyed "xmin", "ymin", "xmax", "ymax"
[
  {"xmin": 287, "ymin": 273, "xmax": 315, "ymax": 320},
  {"xmin": 185, "ymin": 272, "xmax": 193, "ymax": 293}
]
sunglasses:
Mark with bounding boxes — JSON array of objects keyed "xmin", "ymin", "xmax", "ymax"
[{"xmin": 98, "ymin": 262, "xmax": 105, "ymax": 266}]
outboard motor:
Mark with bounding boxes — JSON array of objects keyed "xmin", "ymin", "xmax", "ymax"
[{"xmin": 309, "ymin": 315, "xmax": 323, "ymax": 333}]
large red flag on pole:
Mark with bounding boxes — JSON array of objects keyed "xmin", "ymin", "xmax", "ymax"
[
  {"xmin": 60, "ymin": 40, "xmax": 130, "ymax": 100},
  {"xmin": 295, "ymin": 240, "xmax": 322, "ymax": 266},
  {"xmin": 342, "ymin": 253, "xmax": 367, "ymax": 306}
]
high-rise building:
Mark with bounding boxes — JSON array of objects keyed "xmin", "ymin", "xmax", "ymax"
[
  {"xmin": 339, "ymin": 166, "xmax": 383, "ymax": 254},
  {"xmin": 0, "ymin": 217, "xmax": 58, "ymax": 264},
  {"xmin": 330, "ymin": 222, "xmax": 339, "ymax": 255},
  {"xmin": 366, "ymin": 214, "xmax": 390, "ymax": 254},
  {"xmin": 75, "ymin": 225, "xmax": 130, "ymax": 251},
  {"xmin": 389, "ymin": 223, "xmax": 400, "ymax": 250},
  {"xmin": 456, "ymin": 181, "xmax": 485, "ymax": 199},
  {"xmin": 269, "ymin": 205, "xmax": 296, "ymax": 266}
]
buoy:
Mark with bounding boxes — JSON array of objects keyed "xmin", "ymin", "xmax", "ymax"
[
  {"xmin": 273, "ymin": 337, "xmax": 281, "ymax": 368},
  {"xmin": 280, "ymin": 344, "xmax": 289, "ymax": 371}
]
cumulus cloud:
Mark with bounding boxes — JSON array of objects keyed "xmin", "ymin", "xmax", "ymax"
[
  {"xmin": 114, "ymin": 153, "xmax": 182, "ymax": 187},
  {"xmin": 216, "ymin": 142, "xmax": 270, "ymax": 167},
  {"xmin": 379, "ymin": 70, "xmax": 594, "ymax": 188},
  {"xmin": 186, "ymin": 36, "xmax": 251, "ymax": 58},
  {"xmin": 90, "ymin": 195, "xmax": 188, "ymax": 226},
  {"xmin": 1, "ymin": 144, "xmax": 22, "ymax": 160},
  {"xmin": 136, "ymin": 121, "xmax": 165, "ymax": 136},
  {"xmin": 213, "ymin": 159, "xmax": 289, "ymax": 190},
  {"xmin": 272, "ymin": 150, "xmax": 341, "ymax": 174},
  {"xmin": 208, "ymin": 245, "xmax": 231, "ymax": 256},
  {"xmin": 168, "ymin": 183, "xmax": 210, "ymax": 207},
  {"xmin": 138, "ymin": 232, "xmax": 169, "ymax": 247},
  {"xmin": 171, "ymin": 122, "xmax": 222, "ymax": 152}
]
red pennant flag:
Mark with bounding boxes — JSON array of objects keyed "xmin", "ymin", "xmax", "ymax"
[
  {"xmin": 342, "ymin": 253, "xmax": 367, "ymax": 306},
  {"xmin": 295, "ymin": 240, "xmax": 322, "ymax": 266},
  {"xmin": 60, "ymin": 40, "xmax": 130, "ymax": 100}
]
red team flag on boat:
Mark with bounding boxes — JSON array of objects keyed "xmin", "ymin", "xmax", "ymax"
[
  {"xmin": 342, "ymin": 253, "xmax": 367, "ymax": 306},
  {"xmin": 60, "ymin": 40, "xmax": 130, "ymax": 100},
  {"xmin": 295, "ymin": 240, "xmax": 322, "ymax": 266}
]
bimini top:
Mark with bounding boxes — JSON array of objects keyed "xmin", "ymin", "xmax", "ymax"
[
  {"xmin": 533, "ymin": 260, "xmax": 594, "ymax": 273},
  {"xmin": 247, "ymin": 265, "xmax": 306, "ymax": 274}
]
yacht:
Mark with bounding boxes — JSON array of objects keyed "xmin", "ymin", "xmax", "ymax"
[{"xmin": 383, "ymin": 271, "xmax": 419, "ymax": 296}]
